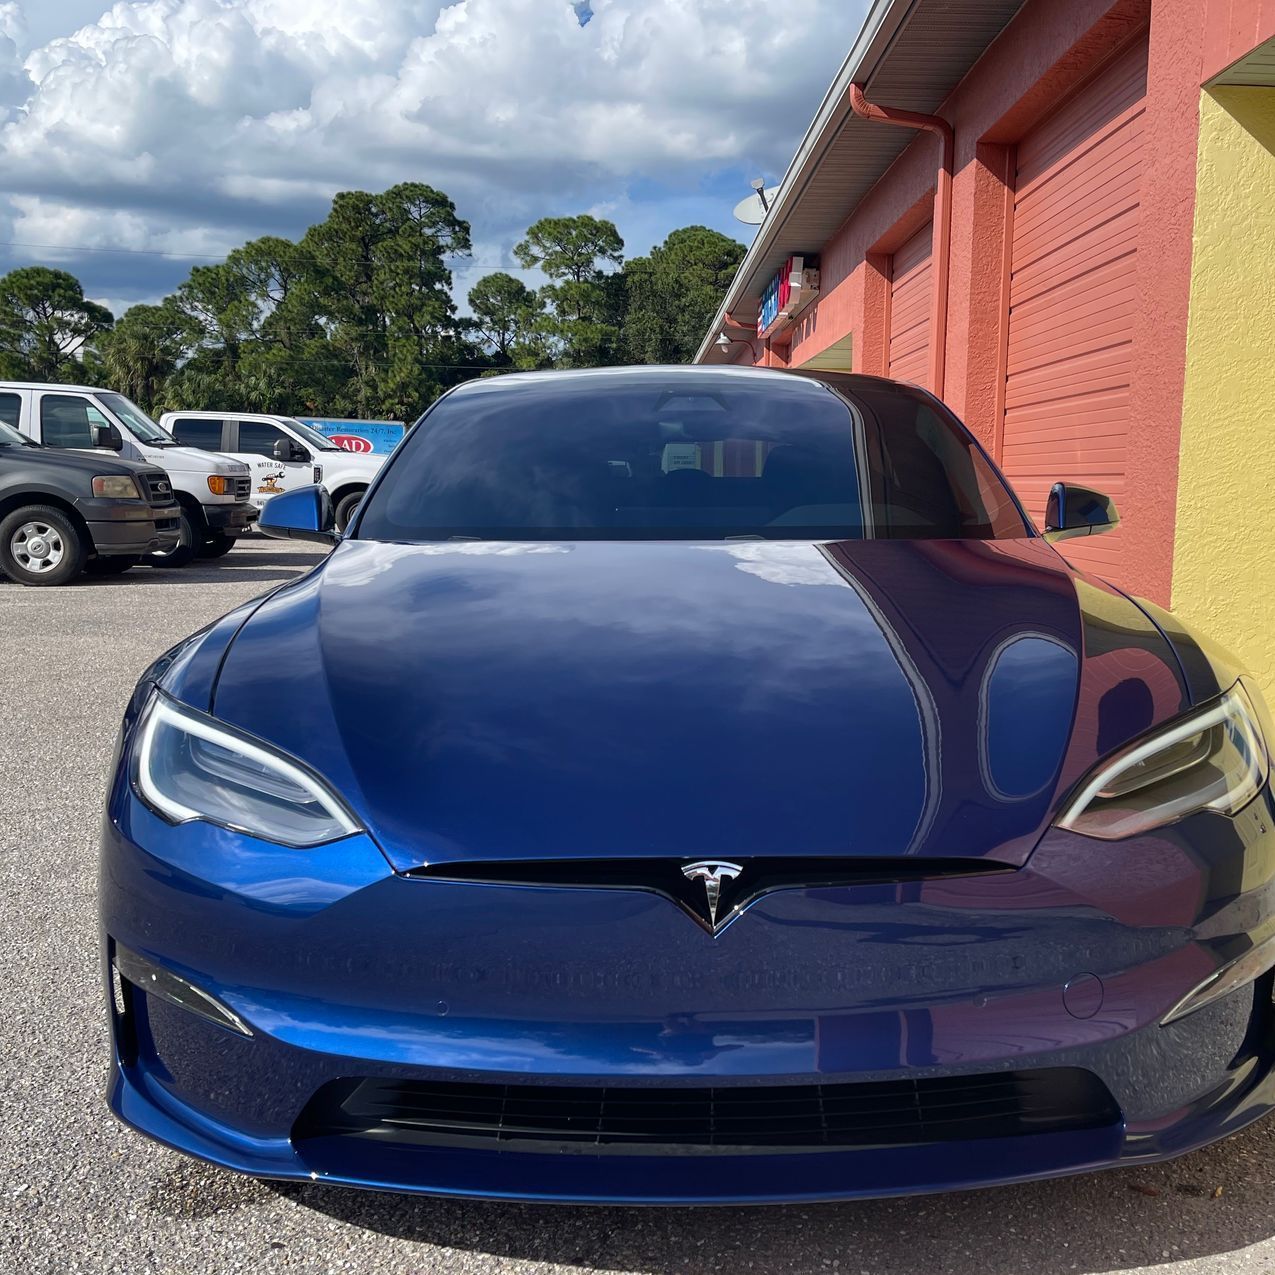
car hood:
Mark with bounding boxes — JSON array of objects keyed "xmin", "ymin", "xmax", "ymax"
[
  {"xmin": 153, "ymin": 446, "xmax": 248, "ymax": 476},
  {"xmin": 209, "ymin": 537, "xmax": 1189, "ymax": 872},
  {"xmin": 6, "ymin": 444, "xmax": 165, "ymax": 480},
  {"xmin": 327, "ymin": 451, "xmax": 384, "ymax": 471}
]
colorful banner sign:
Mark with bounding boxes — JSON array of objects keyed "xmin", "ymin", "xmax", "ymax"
[
  {"xmin": 301, "ymin": 419, "xmax": 407, "ymax": 456},
  {"xmin": 757, "ymin": 256, "xmax": 819, "ymax": 336}
]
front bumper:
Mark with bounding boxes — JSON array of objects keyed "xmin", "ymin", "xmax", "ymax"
[
  {"xmin": 101, "ymin": 782, "xmax": 1275, "ymax": 1204},
  {"xmin": 78, "ymin": 498, "xmax": 182, "ymax": 556},
  {"xmin": 203, "ymin": 501, "xmax": 257, "ymax": 534}
]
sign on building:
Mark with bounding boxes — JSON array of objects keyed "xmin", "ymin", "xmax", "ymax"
[{"xmin": 757, "ymin": 256, "xmax": 820, "ymax": 338}]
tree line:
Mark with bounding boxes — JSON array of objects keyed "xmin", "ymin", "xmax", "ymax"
[{"xmin": 0, "ymin": 182, "xmax": 745, "ymax": 421}]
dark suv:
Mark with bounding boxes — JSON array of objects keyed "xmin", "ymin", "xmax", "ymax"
[{"xmin": 0, "ymin": 419, "xmax": 181, "ymax": 586}]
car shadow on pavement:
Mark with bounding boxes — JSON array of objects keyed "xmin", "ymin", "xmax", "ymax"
[
  {"xmin": 271, "ymin": 1119, "xmax": 1275, "ymax": 1274},
  {"xmin": 72, "ymin": 568, "xmax": 317, "ymax": 586},
  {"xmin": 76, "ymin": 551, "xmax": 329, "ymax": 585}
]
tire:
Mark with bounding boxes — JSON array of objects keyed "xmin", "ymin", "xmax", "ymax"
[
  {"xmin": 197, "ymin": 534, "xmax": 237, "ymax": 559},
  {"xmin": 85, "ymin": 555, "xmax": 140, "ymax": 576},
  {"xmin": 333, "ymin": 490, "xmax": 365, "ymax": 532},
  {"xmin": 145, "ymin": 507, "xmax": 197, "ymax": 568},
  {"xmin": 0, "ymin": 505, "xmax": 88, "ymax": 587}
]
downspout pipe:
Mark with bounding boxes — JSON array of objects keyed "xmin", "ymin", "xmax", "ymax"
[{"xmin": 849, "ymin": 83, "xmax": 953, "ymax": 399}]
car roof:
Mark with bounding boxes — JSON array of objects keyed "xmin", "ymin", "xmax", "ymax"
[
  {"xmin": 0, "ymin": 381, "xmax": 109, "ymax": 393},
  {"xmin": 163, "ymin": 409, "xmax": 289, "ymax": 419},
  {"xmin": 446, "ymin": 364, "xmax": 906, "ymax": 398}
]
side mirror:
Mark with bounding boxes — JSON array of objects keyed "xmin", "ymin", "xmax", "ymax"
[
  {"xmin": 92, "ymin": 423, "xmax": 124, "ymax": 451},
  {"xmin": 273, "ymin": 438, "xmax": 308, "ymax": 463},
  {"xmin": 258, "ymin": 484, "xmax": 338, "ymax": 545},
  {"xmin": 1044, "ymin": 482, "xmax": 1119, "ymax": 542}
]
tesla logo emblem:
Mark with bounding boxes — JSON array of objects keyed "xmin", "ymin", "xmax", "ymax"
[{"xmin": 681, "ymin": 861, "xmax": 743, "ymax": 930}]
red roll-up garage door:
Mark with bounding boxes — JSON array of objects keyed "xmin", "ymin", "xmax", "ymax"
[
  {"xmin": 1001, "ymin": 36, "xmax": 1148, "ymax": 584},
  {"xmin": 887, "ymin": 222, "xmax": 933, "ymax": 388}
]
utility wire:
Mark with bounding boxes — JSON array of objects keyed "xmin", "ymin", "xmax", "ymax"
[
  {"xmin": 0, "ymin": 239, "xmax": 555, "ymax": 269},
  {"xmin": 175, "ymin": 353, "xmax": 504, "ymax": 371}
]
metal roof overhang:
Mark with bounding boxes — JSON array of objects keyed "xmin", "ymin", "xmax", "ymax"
[
  {"xmin": 695, "ymin": 0, "xmax": 1028, "ymax": 364},
  {"xmin": 1210, "ymin": 32, "xmax": 1275, "ymax": 85}
]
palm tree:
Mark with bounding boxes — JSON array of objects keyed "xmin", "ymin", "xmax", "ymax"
[{"xmin": 98, "ymin": 304, "xmax": 185, "ymax": 412}]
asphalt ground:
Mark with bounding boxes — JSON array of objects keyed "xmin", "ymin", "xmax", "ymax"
[{"xmin": 4, "ymin": 538, "xmax": 1275, "ymax": 1275}]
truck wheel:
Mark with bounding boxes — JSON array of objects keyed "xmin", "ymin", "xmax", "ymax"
[
  {"xmin": 334, "ymin": 490, "xmax": 365, "ymax": 532},
  {"xmin": 85, "ymin": 555, "xmax": 140, "ymax": 576},
  {"xmin": 197, "ymin": 534, "xmax": 237, "ymax": 559},
  {"xmin": 146, "ymin": 507, "xmax": 197, "ymax": 568},
  {"xmin": 0, "ymin": 505, "xmax": 87, "ymax": 587}
]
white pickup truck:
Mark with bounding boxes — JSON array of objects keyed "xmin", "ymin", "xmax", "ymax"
[
  {"xmin": 1, "ymin": 382, "xmax": 256, "ymax": 566},
  {"xmin": 160, "ymin": 411, "xmax": 386, "ymax": 531}
]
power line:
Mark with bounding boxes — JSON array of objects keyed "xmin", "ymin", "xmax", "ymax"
[
  {"xmin": 0, "ymin": 239, "xmax": 553, "ymax": 270},
  {"xmin": 181, "ymin": 352, "xmax": 503, "ymax": 371}
]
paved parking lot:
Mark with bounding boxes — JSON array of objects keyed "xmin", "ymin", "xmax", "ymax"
[{"xmin": 4, "ymin": 538, "xmax": 1275, "ymax": 1275}]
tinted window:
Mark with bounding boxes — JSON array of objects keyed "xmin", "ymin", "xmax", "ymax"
[
  {"xmin": 172, "ymin": 417, "xmax": 224, "ymax": 449},
  {"xmin": 97, "ymin": 392, "xmax": 173, "ymax": 444},
  {"xmin": 281, "ymin": 418, "xmax": 342, "ymax": 451},
  {"xmin": 0, "ymin": 393, "xmax": 19, "ymax": 430},
  {"xmin": 238, "ymin": 421, "xmax": 287, "ymax": 457},
  {"xmin": 0, "ymin": 419, "xmax": 27, "ymax": 447},
  {"xmin": 40, "ymin": 395, "xmax": 98, "ymax": 448},
  {"xmin": 357, "ymin": 372, "xmax": 1029, "ymax": 543}
]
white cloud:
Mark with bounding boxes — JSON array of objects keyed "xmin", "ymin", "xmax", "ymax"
[
  {"xmin": 0, "ymin": 3, "xmax": 33, "ymax": 121},
  {"xmin": 0, "ymin": 0, "xmax": 866, "ymax": 302}
]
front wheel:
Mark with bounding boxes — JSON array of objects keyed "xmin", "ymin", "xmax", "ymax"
[
  {"xmin": 197, "ymin": 534, "xmax": 237, "ymax": 559},
  {"xmin": 85, "ymin": 555, "xmax": 140, "ymax": 576},
  {"xmin": 145, "ymin": 507, "xmax": 197, "ymax": 568},
  {"xmin": 333, "ymin": 490, "xmax": 365, "ymax": 532},
  {"xmin": 0, "ymin": 505, "xmax": 87, "ymax": 587}
]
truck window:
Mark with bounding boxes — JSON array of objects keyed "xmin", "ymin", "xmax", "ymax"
[
  {"xmin": 0, "ymin": 393, "xmax": 19, "ymax": 429},
  {"xmin": 238, "ymin": 421, "xmax": 289, "ymax": 456},
  {"xmin": 40, "ymin": 396, "xmax": 97, "ymax": 448},
  {"xmin": 172, "ymin": 417, "xmax": 224, "ymax": 449}
]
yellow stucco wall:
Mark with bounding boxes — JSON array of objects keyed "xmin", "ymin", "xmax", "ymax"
[{"xmin": 1173, "ymin": 87, "xmax": 1275, "ymax": 700}]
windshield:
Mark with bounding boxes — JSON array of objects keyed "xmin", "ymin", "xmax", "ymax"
[
  {"xmin": 355, "ymin": 371, "xmax": 1030, "ymax": 543},
  {"xmin": 0, "ymin": 419, "xmax": 32, "ymax": 447},
  {"xmin": 282, "ymin": 418, "xmax": 343, "ymax": 451},
  {"xmin": 97, "ymin": 392, "xmax": 176, "ymax": 446}
]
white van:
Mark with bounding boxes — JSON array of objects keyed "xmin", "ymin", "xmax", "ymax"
[
  {"xmin": 160, "ymin": 411, "xmax": 386, "ymax": 531},
  {"xmin": 2, "ymin": 383, "xmax": 256, "ymax": 566}
]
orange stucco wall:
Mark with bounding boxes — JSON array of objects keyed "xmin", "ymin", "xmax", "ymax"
[
  {"xmin": 760, "ymin": 0, "xmax": 1265, "ymax": 606},
  {"xmin": 1201, "ymin": 0, "xmax": 1275, "ymax": 79}
]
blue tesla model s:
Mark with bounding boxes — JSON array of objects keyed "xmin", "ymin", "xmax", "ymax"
[{"xmin": 102, "ymin": 366, "xmax": 1275, "ymax": 1204}]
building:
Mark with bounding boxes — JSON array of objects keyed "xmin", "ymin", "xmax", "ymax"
[{"xmin": 696, "ymin": 0, "xmax": 1275, "ymax": 695}]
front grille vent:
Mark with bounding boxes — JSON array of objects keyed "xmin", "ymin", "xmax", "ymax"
[
  {"xmin": 234, "ymin": 476, "xmax": 251, "ymax": 501},
  {"xmin": 295, "ymin": 1069, "xmax": 1119, "ymax": 1157},
  {"xmin": 141, "ymin": 473, "xmax": 173, "ymax": 506},
  {"xmin": 406, "ymin": 856, "xmax": 1014, "ymax": 934}
]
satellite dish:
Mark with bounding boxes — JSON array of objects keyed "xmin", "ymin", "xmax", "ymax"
[{"xmin": 733, "ymin": 186, "xmax": 780, "ymax": 226}]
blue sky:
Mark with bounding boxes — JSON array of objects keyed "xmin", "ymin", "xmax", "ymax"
[
  {"xmin": 0, "ymin": 0, "xmax": 866, "ymax": 318},
  {"xmin": 20, "ymin": 0, "xmax": 112, "ymax": 45}
]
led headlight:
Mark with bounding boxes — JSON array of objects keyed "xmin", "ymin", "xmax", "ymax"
[
  {"xmin": 1056, "ymin": 683, "xmax": 1269, "ymax": 841},
  {"xmin": 132, "ymin": 692, "xmax": 360, "ymax": 847}
]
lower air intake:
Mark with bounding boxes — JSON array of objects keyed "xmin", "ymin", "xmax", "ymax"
[{"xmin": 295, "ymin": 1068, "xmax": 1120, "ymax": 1156}]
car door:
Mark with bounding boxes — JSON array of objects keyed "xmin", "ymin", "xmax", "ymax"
[
  {"xmin": 168, "ymin": 416, "xmax": 228, "ymax": 453},
  {"xmin": 0, "ymin": 390, "xmax": 23, "ymax": 432},
  {"xmin": 230, "ymin": 419, "xmax": 315, "ymax": 510},
  {"xmin": 33, "ymin": 392, "xmax": 130, "ymax": 458}
]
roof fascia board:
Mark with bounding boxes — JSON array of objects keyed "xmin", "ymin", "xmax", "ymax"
[{"xmin": 694, "ymin": 0, "xmax": 920, "ymax": 362}]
